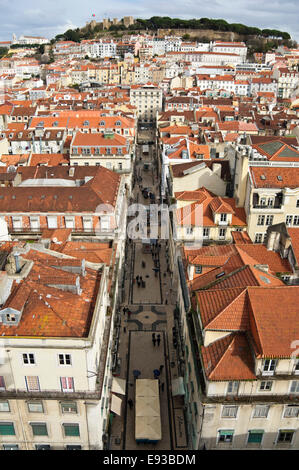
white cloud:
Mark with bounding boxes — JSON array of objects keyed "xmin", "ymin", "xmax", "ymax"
[{"xmin": 0, "ymin": 0, "xmax": 298, "ymax": 41}]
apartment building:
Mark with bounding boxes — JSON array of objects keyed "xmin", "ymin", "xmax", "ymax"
[
  {"xmin": 175, "ymin": 243, "xmax": 299, "ymax": 449},
  {"xmin": 70, "ymin": 130, "xmax": 132, "ymax": 172},
  {"xmin": 238, "ymin": 165, "xmax": 299, "ymax": 243},
  {"xmin": 272, "ymin": 67, "xmax": 299, "ymax": 99},
  {"xmin": 0, "ymin": 240, "xmax": 120, "ymax": 450},
  {"xmin": 174, "ymin": 187, "xmax": 247, "ymax": 244},
  {"xmin": 129, "ymin": 84, "xmax": 162, "ymax": 123},
  {"xmin": 0, "ymin": 166, "xmax": 127, "ymax": 248}
]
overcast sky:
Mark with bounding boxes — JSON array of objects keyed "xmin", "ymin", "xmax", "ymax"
[{"xmin": 0, "ymin": 0, "xmax": 298, "ymax": 42}]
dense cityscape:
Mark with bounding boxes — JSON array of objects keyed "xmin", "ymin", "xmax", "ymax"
[{"xmin": 0, "ymin": 11, "xmax": 298, "ymax": 453}]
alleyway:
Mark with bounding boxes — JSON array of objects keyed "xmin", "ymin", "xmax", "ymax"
[{"xmin": 109, "ymin": 126, "xmax": 188, "ymax": 451}]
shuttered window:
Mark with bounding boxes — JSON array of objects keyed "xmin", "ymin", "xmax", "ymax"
[
  {"xmin": 0, "ymin": 422, "xmax": 15, "ymax": 435},
  {"xmin": 30, "ymin": 423, "xmax": 48, "ymax": 436},
  {"xmin": 25, "ymin": 376, "xmax": 40, "ymax": 392},
  {"xmin": 60, "ymin": 377, "xmax": 74, "ymax": 392},
  {"xmin": 248, "ymin": 430, "xmax": 264, "ymax": 443},
  {"xmin": 63, "ymin": 423, "xmax": 80, "ymax": 437}
]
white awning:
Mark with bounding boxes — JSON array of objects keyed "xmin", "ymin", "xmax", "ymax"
[
  {"xmin": 172, "ymin": 377, "xmax": 185, "ymax": 396},
  {"xmin": 111, "ymin": 377, "xmax": 126, "ymax": 395},
  {"xmin": 136, "ymin": 378, "xmax": 159, "ymax": 398},
  {"xmin": 110, "ymin": 394, "xmax": 122, "ymax": 416}
]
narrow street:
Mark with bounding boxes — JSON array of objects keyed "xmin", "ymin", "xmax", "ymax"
[{"xmin": 109, "ymin": 126, "xmax": 189, "ymax": 451}]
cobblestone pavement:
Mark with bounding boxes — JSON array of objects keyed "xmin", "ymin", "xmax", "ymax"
[{"xmin": 109, "ymin": 128, "xmax": 188, "ymax": 451}]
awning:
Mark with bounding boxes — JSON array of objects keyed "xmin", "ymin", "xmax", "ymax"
[
  {"xmin": 135, "ymin": 416, "xmax": 162, "ymax": 441},
  {"xmin": 111, "ymin": 377, "xmax": 126, "ymax": 395},
  {"xmin": 172, "ymin": 377, "xmax": 185, "ymax": 396},
  {"xmin": 110, "ymin": 394, "xmax": 122, "ymax": 416},
  {"xmin": 136, "ymin": 379, "xmax": 159, "ymax": 398},
  {"xmin": 136, "ymin": 396, "xmax": 160, "ymax": 417}
]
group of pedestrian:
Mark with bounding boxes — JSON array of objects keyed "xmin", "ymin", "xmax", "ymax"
[
  {"xmin": 122, "ymin": 306, "xmax": 132, "ymax": 319},
  {"xmin": 136, "ymin": 275, "xmax": 145, "ymax": 288},
  {"xmin": 152, "ymin": 332, "xmax": 161, "ymax": 347}
]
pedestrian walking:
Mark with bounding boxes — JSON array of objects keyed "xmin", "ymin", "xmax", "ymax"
[
  {"xmin": 123, "ymin": 306, "xmax": 126, "ymax": 315},
  {"xmin": 152, "ymin": 332, "xmax": 156, "ymax": 342},
  {"xmin": 161, "ymin": 382, "xmax": 165, "ymax": 392},
  {"xmin": 157, "ymin": 334, "xmax": 161, "ymax": 347},
  {"xmin": 127, "ymin": 310, "xmax": 131, "ymax": 319},
  {"xmin": 159, "ymin": 364, "xmax": 164, "ymax": 373},
  {"xmin": 128, "ymin": 399, "xmax": 133, "ymax": 409},
  {"xmin": 136, "ymin": 275, "xmax": 139, "ymax": 282},
  {"xmin": 137, "ymin": 281, "xmax": 141, "ymax": 287},
  {"xmin": 123, "ymin": 326, "xmax": 127, "ymax": 333},
  {"xmin": 152, "ymin": 336, "xmax": 156, "ymax": 347}
]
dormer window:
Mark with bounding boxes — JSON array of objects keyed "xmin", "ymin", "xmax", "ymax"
[
  {"xmin": 262, "ymin": 359, "xmax": 277, "ymax": 375},
  {"xmin": 83, "ymin": 120, "xmax": 89, "ymax": 126},
  {"xmin": 100, "ymin": 121, "xmax": 105, "ymax": 126},
  {"xmin": 6, "ymin": 313, "xmax": 16, "ymax": 323},
  {"xmin": 115, "ymin": 121, "xmax": 121, "ymax": 126},
  {"xmin": 220, "ymin": 213, "xmax": 227, "ymax": 222}
]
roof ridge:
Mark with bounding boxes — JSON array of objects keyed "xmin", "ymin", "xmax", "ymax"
[{"xmin": 205, "ymin": 288, "xmax": 249, "ymax": 330}]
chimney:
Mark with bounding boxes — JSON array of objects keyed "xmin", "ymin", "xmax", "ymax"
[
  {"xmin": 212, "ymin": 163, "xmax": 221, "ymax": 177},
  {"xmin": 14, "ymin": 253, "xmax": 21, "ymax": 274}
]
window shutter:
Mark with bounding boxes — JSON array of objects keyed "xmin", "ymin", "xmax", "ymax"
[
  {"xmin": 26, "ymin": 376, "xmax": 40, "ymax": 392},
  {"xmin": 0, "ymin": 423, "xmax": 15, "ymax": 435}
]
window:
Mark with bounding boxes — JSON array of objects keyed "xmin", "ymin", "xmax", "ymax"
[
  {"xmin": 265, "ymin": 215, "xmax": 274, "ymax": 226},
  {"xmin": 284, "ymin": 406, "xmax": 299, "ymax": 418},
  {"xmin": 30, "ymin": 423, "xmax": 48, "ymax": 436},
  {"xmin": 296, "ymin": 199, "xmax": 299, "ymax": 208},
  {"xmin": 0, "ymin": 377, "xmax": 5, "ymax": 391},
  {"xmin": 195, "ymin": 265, "xmax": 202, "ymax": 274},
  {"xmin": 277, "ymin": 430, "xmax": 294, "ymax": 443},
  {"xmin": 220, "ymin": 213, "xmax": 227, "ymax": 222},
  {"xmin": 23, "ymin": 353, "xmax": 35, "ymax": 365},
  {"xmin": 59, "ymin": 354, "xmax": 72, "ymax": 366},
  {"xmin": 268, "ymin": 198, "xmax": 274, "ymax": 207},
  {"xmin": 260, "ymin": 198, "xmax": 266, "ymax": 206},
  {"xmin": 218, "ymin": 430, "xmax": 234, "ymax": 443},
  {"xmin": 259, "ymin": 381, "xmax": 273, "ymax": 391},
  {"xmin": 47, "ymin": 216, "xmax": 58, "ymax": 229},
  {"xmin": 65, "ymin": 217, "xmax": 75, "ymax": 229},
  {"xmin": 257, "ymin": 215, "xmax": 265, "ymax": 226},
  {"xmin": 293, "ymin": 216, "xmax": 299, "ymax": 226},
  {"xmin": 66, "ymin": 445, "xmax": 81, "ymax": 450},
  {"xmin": 262, "ymin": 359, "xmax": 277, "ymax": 375},
  {"xmin": 294, "ymin": 360, "xmax": 299, "ymax": 375},
  {"xmin": 247, "ymin": 430, "xmax": 264, "ymax": 444},
  {"xmin": 254, "ymin": 233, "xmax": 263, "ymax": 244},
  {"xmin": 25, "ymin": 376, "xmax": 40, "ymax": 392},
  {"xmin": 60, "ymin": 377, "xmax": 74, "ymax": 393},
  {"xmin": 253, "ymin": 405, "xmax": 269, "ymax": 418},
  {"xmin": 0, "ymin": 423, "xmax": 15, "ymax": 435},
  {"xmin": 186, "ymin": 227, "xmax": 193, "ymax": 235},
  {"xmin": 290, "ymin": 381, "xmax": 299, "ymax": 393},
  {"xmin": 63, "ymin": 423, "xmax": 80, "ymax": 437},
  {"xmin": 0, "ymin": 401, "xmax": 10, "ymax": 412},
  {"xmin": 227, "ymin": 381, "xmax": 239, "ymax": 395},
  {"xmin": 219, "ymin": 228, "xmax": 226, "ymax": 239},
  {"xmin": 221, "ymin": 406, "xmax": 238, "ymax": 418},
  {"xmin": 35, "ymin": 445, "xmax": 51, "ymax": 450},
  {"xmin": 27, "ymin": 402, "xmax": 43, "ymax": 413},
  {"xmin": 61, "ymin": 402, "xmax": 77, "ymax": 414},
  {"xmin": 286, "ymin": 215, "xmax": 293, "ymax": 226},
  {"xmin": 3, "ymin": 444, "xmax": 19, "ymax": 450}
]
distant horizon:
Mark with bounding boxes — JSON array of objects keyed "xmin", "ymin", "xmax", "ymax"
[{"xmin": 0, "ymin": 0, "xmax": 298, "ymax": 42}]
